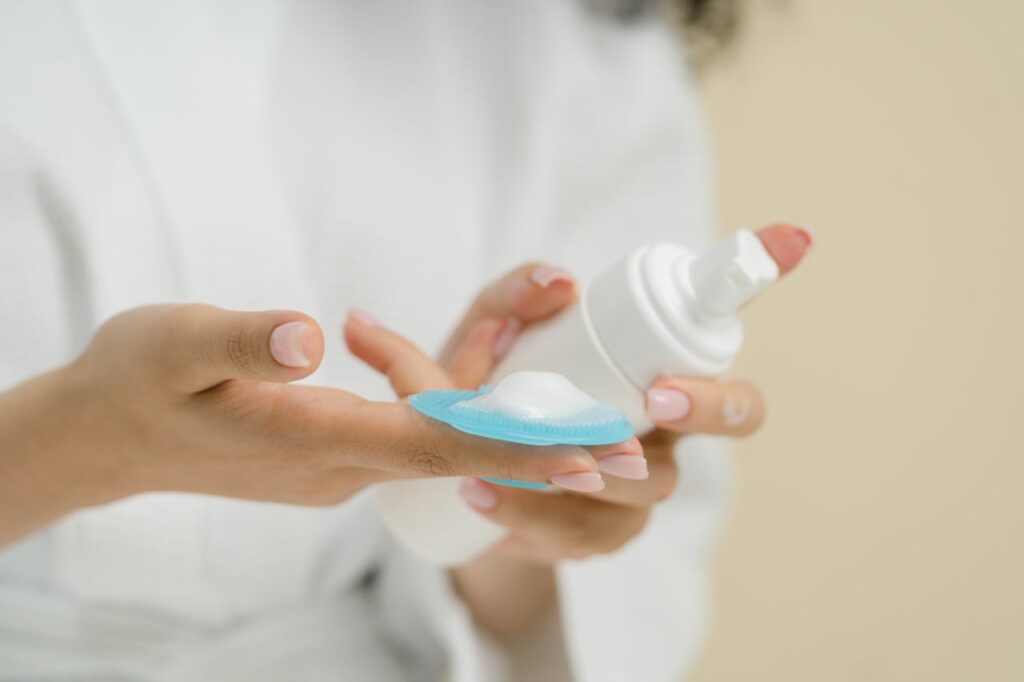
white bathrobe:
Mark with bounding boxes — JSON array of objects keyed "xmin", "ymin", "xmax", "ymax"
[{"xmin": 0, "ymin": 1, "xmax": 730, "ymax": 680}]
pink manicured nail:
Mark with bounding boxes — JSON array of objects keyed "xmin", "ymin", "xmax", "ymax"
[
  {"xmin": 270, "ymin": 321, "xmax": 310, "ymax": 368},
  {"xmin": 597, "ymin": 454, "xmax": 649, "ymax": 480},
  {"xmin": 794, "ymin": 226, "xmax": 815, "ymax": 250},
  {"xmin": 492, "ymin": 318, "xmax": 520, "ymax": 359},
  {"xmin": 646, "ymin": 387, "xmax": 692, "ymax": 422},
  {"xmin": 459, "ymin": 478, "xmax": 498, "ymax": 511},
  {"xmin": 550, "ymin": 472, "xmax": 605, "ymax": 493},
  {"xmin": 348, "ymin": 308, "xmax": 378, "ymax": 328},
  {"xmin": 529, "ymin": 265, "xmax": 574, "ymax": 289}
]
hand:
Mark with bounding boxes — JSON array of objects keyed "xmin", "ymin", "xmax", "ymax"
[
  {"xmin": 341, "ymin": 261, "xmax": 648, "ymax": 633},
  {"xmin": 0, "ymin": 303, "xmax": 609, "ymax": 547},
  {"xmin": 452, "ymin": 223, "xmax": 810, "ymax": 563},
  {"xmin": 441, "ymin": 224, "xmax": 811, "ymax": 633}
]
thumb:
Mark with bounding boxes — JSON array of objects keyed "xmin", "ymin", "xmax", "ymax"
[{"xmin": 152, "ymin": 304, "xmax": 324, "ymax": 392}]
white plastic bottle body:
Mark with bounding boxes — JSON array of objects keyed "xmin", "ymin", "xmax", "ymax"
[{"xmin": 372, "ymin": 476, "xmax": 501, "ymax": 565}]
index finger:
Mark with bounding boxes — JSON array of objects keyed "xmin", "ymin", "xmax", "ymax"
[{"xmin": 332, "ymin": 399, "xmax": 603, "ymax": 488}]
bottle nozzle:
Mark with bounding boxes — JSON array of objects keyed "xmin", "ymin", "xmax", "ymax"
[{"xmin": 688, "ymin": 229, "xmax": 780, "ymax": 316}]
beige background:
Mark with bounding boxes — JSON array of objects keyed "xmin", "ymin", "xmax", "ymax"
[{"xmin": 690, "ymin": 1, "xmax": 1024, "ymax": 680}]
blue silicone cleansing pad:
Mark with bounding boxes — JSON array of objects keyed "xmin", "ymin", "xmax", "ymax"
[{"xmin": 408, "ymin": 384, "xmax": 634, "ymax": 490}]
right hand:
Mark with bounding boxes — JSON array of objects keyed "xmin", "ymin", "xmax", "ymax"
[{"xmin": 0, "ymin": 303, "xmax": 604, "ymax": 545}]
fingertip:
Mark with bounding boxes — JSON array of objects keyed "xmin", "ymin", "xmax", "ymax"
[
  {"xmin": 587, "ymin": 436, "xmax": 643, "ymax": 459},
  {"xmin": 589, "ymin": 437, "xmax": 647, "ymax": 479},
  {"xmin": 342, "ymin": 308, "xmax": 377, "ymax": 351},
  {"xmin": 513, "ymin": 263, "xmax": 577, "ymax": 320},
  {"xmin": 756, "ymin": 223, "xmax": 813, "ymax": 276},
  {"xmin": 549, "ymin": 471, "xmax": 605, "ymax": 493},
  {"xmin": 302, "ymin": 318, "xmax": 325, "ymax": 370},
  {"xmin": 528, "ymin": 264, "xmax": 575, "ymax": 290},
  {"xmin": 645, "ymin": 384, "xmax": 693, "ymax": 426},
  {"xmin": 459, "ymin": 477, "xmax": 499, "ymax": 512},
  {"xmin": 348, "ymin": 308, "xmax": 379, "ymax": 329},
  {"xmin": 269, "ymin": 314, "xmax": 324, "ymax": 374}
]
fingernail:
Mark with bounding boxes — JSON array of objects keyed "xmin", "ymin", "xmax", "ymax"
[
  {"xmin": 794, "ymin": 226, "xmax": 815, "ymax": 250},
  {"xmin": 459, "ymin": 478, "xmax": 498, "ymax": 511},
  {"xmin": 597, "ymin": 454, "xmax": 649, "ymax": 480},
  {"xmin": 348, "ymin": 308, "xmax": 378, "ymax": 328},
  {"xmin": 270, "ymin": 321, "xmax": 310, "ymax": 368},
  {"xmin": 550, "ymin": 472, "xmax": 605, "ymax": 493},
  {"xmin": 492, "ymin": 318, "xmax": 520, "ymax": 359},
  {"xmin": 646, "ymin": 387, "xmax": 692, "ymax": 422},
  {"xmin": 530, "ymin": 265, "xmax": 574, "ymax": 289}
]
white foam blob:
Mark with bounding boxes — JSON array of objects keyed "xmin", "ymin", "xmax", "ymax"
[{"xmin": 461, "ymin": 371, "xmax": 599, "ymax": 420}]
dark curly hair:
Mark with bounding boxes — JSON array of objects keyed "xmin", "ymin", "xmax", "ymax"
[
  {"xmin": 594, "ymin": 0, "xmax": 742, "ymax": 62},
  {"xmin": 674, "ymin": 0, "xmax": 741, "ymax": 59}
]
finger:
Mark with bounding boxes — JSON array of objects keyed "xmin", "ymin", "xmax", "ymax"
[
  {"xmin": 645, "ymin": 377, "xmax": 765, "ymax": 436},
  {"xmin": 585, "ymin": 439, "xmax": 678, "ymax": 507},
  {"xmin": 756, "ymin": 223, "xmax": 813, "ymax": 277},
  {"xmin": 152, "ymin": 303, "xmax": 323, "ymax": 392},
  {"xmin": 317, "ymin": 398, "xmax": 604, "ymax": 488},
  {"xmin": 343, "ymin": 309, "xmax": 452, "ymax": 397},
  {"xmin": 459, "ymin": 478, "xmax": 650, "ymax": 559},
  {"xmin": 447, "ymin": 316, "xmax": 508, "ymax": 389},
  {"xmin": 439, "ymin": 263, "xmax": 576, "ymax": 367},
  {"xmin": 588, "ymin": 437, "xmax": 648, "ymax": 481}
]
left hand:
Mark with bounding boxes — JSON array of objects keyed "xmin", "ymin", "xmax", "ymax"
[
  {"xmin": 436, "ymin": 222, "xmax": 813, "ymax": 564},
  {"xmin": 345, "ymin": 256, "xmax": 781, "ymax": 635},
  {"xmin": 345, "ymin": 262, "xmax": 765, "ymax": 564}
]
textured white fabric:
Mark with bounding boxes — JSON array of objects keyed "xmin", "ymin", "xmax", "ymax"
[{"xmin": 0, "ymin": 0, "xmax": 729, "ymax": 680}]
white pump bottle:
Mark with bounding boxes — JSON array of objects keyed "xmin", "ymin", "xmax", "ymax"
[{"xmin": 373, "ymin": 230, "xmax": 780, "ymax": 565}]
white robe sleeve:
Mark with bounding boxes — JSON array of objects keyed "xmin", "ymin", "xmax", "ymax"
[{"xmin": 376, "ymin": 530, "xmax": 512, "ymax": 682}]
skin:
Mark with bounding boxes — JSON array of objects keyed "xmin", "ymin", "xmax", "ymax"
[{"xmin": 0, "ymin": 222, "xmax": 809, "ymax": 640}]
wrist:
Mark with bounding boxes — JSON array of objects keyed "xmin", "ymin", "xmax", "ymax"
[
  {"xmin": 450, "ymin": 549, "xmax": 558, "ymax": 636},
  {"xmin": 0, "ymin": 363, "xmax": 132, "ymax": 544}
]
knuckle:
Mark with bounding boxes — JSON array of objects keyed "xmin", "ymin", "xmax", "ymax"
[
  {"xmin": 603, "ymin": 512, "xmax": 651, "ymax": 554},
  {"xmin": 153, "ymin": 305, "xmax": 215, "ymax": 377},
  {"xmin": 224, "ymin": 323, "xmax": 264, "ymax": 374},
  {"xmin": 557, "ymin": 508, "xmax": 593, "ymax": 545},
  {"xmin": 404, "ymin": 441, "xmax": 459, "ymax": 477},
  {"xmin": 579, "ymin": 511, "xmax": 647, "ymax": 557},
  {"xmin": 565, "ymin": 545, "xmax": 591, "ymax": 561},
  {"xmin": 164, "ymin": 303, "xmax": 213, "ymax": 340}
]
